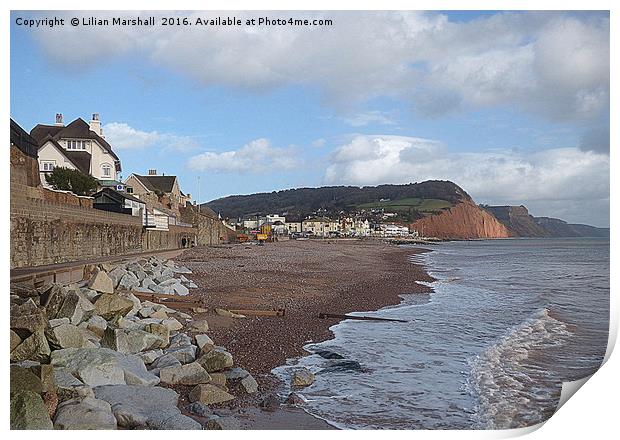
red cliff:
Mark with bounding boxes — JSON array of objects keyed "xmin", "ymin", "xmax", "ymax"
[{"xmin": 411, "ymin": 201, "xmax": 510, "ymax": 239}]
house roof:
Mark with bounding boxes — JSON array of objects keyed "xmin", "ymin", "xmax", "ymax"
[
  {"xmin": 132, "ymin": 175, "xmax": 177, "ymax": 193},
  {"xmin": 40, "ymin": 135, "xmax": 92, "ymax": 175},
  {"xmin": 30, "ymin": 118, "xmax": 121, "ymax": 171},
  {"xmin": 10, "ymin": 119, "xmax": 39, "ymax": 159},
  {"xmin": 92, "ymin": 187, "xmax": 145, "ymax": 205},
  {"xmin": 304, "ymin": 217, "xmax": 337, "ymax": 223},
  {"xmin": 30, "ymin": 124, "xmax": 63, "ymax": 143},
  {"xmin": 64, "ymin": 150, "xmax": 92, "ymax": 175}
]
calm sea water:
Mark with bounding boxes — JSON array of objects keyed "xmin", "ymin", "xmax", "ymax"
[{"xmin": 272, "ymin": 238, "xmax": 610, "ymax": 429}]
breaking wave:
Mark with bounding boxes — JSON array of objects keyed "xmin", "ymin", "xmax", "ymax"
[{"xmin": 468, "ymin": 308, "xmax": 572, "ymax": 429}]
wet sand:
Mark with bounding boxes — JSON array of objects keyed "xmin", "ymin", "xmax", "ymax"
[{"xmin": 175, "ymin": 238, "xmax": 433, "ymax": 429}]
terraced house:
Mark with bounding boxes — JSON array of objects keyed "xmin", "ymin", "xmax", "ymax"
[
  {"xmin": 31, "ymin": 113, "xmax": 122, "ymax": 188},
  {"xmin": 124, "ymin": 170, "xmax": 192, "ymax": 212}
]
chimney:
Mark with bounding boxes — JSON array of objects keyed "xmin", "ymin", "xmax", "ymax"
[
  {"xmin": 148, "ymin": 169, "xmax": 157, "ymax": 176},
  {"xmin": 55, "ymin": 113, "xmax": 64, "ymax": 126},
  {"xmin": 89, "ymin": 113, "xmax": 103, "ymax": 137}
]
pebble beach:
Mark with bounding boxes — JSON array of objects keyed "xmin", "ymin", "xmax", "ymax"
[{"xmin": 176, "ymin": 239, "xmax": 434, "ymax": 428}]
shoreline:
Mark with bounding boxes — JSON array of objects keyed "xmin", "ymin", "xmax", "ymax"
[{"xmin": 175, "ymin": 238, "xmax": 435, "ymax": 429}]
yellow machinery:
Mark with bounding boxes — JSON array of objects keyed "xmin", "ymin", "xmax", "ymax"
[{"xmin": 256, "ymin": 224, "xmax": 272, "ymax": 244}]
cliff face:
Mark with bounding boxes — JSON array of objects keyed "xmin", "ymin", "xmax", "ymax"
[
  {"xmin": 411, "ymin": 201, "xmax": 510, "ymax": 239},
  {"xmin": 482, "ymin": 205, "xmax": 551, "ymax": 237},
  {"xmin": 534, "ymin": 217, "xmax": 610, "ymax": 238}
]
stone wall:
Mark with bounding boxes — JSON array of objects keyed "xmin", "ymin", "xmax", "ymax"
[
  {"xmin": 179, "ymin": 205, "xmax": 237, "ymax": 246},
  {"xmin": 10, "ymin": 144, "xmax": 40, "ymax": 188},
  {"xmin": 10, "ymin": 192, "xmax": 197, "ymax": 269}
]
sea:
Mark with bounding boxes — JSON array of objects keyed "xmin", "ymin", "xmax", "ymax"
[{"xmin": 272, "ymin": 238, "xmax": 610, "ymax": 429}]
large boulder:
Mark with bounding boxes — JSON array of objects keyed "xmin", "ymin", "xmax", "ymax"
[
  {"xmin": 119, "ymin": 292, "xmax": 142, "ymax": 317},
  {"xmin": 164, "ymin": 345, "xmax": 197, "ymax": 365},
  {"xmin": 292, "ymin": 369, "xmax": 315, "ymax": 387},
  {"xmin": 195, "ymin": 334, "xmax": 215, "ymax": 353},
  {"xmin": 161, "ymin": 318, "xmax": 184, "ymax": 332},
  {"xmin": 10, "ymin": 330, "xmax": 22, "ymax": 352},
  {"xmin": 88, "ymin": 270, "xmax": 114, "ymax": 294},
  {"xmin": 107, "ymin": 267, "xmax": 127, "ymax": 288},
  {"xmin": 188, "ymin": 319, "xmax": 209, "ymax": 333},
  {"xmin": 154, "ymin": 274, "xmax": 173, "ymax": 284},
  {"xmin": 240, "ymin": 374, "xmax": 259, "ymax": 394},
  {"xmin": 10, "ymin": 390, "xmax": 54, "ymax": 429},
  {"xmin": 189, "ymin": 384, "xmax": 235, "ymax": 405},
  {"xmin": 49, "ymin": 318, "xmax": 71, "ymax": 328},
  {"xmin": 55, "ymin": 290, "xmax": 95, "ymax": 325},
  {"xmin": 94, "ymin": 385, "xmax": 201, "ymax": 430},
  {"xmin": 86, "ymin": 315, "xmax": 108, "ymax": 338},
  {"xmin": 102, "ymin": 328, "xmax": 164, "ymax": 354},
  {"xmin": 205, "ymin": 415, "xmax": 241, "ymax": 430},
  {"xmin": 224, "ymin": 367, "xmax": 250, "ymax": 381},
  {"xmin": 158, "ymin": 278, "xmax": 180, "ymax": 287},
  {"xmin": 141, "ymin": 277, "xmax": 155, "ymax": 289},
  {"xmin": 186, "ymin": 401, "xmax": 212, "ymax": 417},
  {"xmin": 10, "ymin": 330, "xmax": 51, "ymax": 362},
  {"xmin": 94, "ymin": 294, "xmax": 134, "ymax": 320},
  {"xmin": 172, "ymin": 284, "xmax": 190, "ymax": 296},
  {"xmin": 10, "ymin": 366, "xmax": 42, "ymax": 394},
  {"xmin": 209, "ymin": 373, "xmax": 227, "ymax": 388},
  {"xmin": 39, "ymin": 284, "xmax": 67, "ymax": 320},
  {"xmin": 10, "ymin": 298, "xmax": 49, "ymax": 336},
  {"xmin": 196, "ymin": 348, "xmax": 233, "ymax": 373},
  {"xmin": 53, "ymin": 397, "xmax": 117, "ymax": 429},
  {"xmin": 118, "ymin": 272, "xmax": 139, "ymax": 291},
  {"xmin": 45, "ymin": 323, "xmax": 87, "ymax": 349},
  {"xmin": 53, "ymin": 368, "xmax": 94, "ymax": 402},
  {"xmin": 51, "ymin": 348, "xmax": 159, "ymax": 387},
  {"xmin": 149, "ymin": 353, "xmax": 182, "ymax": 376},
  {"xmin": 79, "ymin": 288, "xmax": 100, "ymax": 303},
  {"xmin": 34, "ymin": 364, "xmax": 56, "ymax": 394},
  {"xmin": 159, "ymin": 362, "xmax": 211, "ymax": 385},
  {"xmin": 144, "ymin": 323, "xmax": 170, "ymax": 349},
  {"xmin": 138, "ymin": 349, "xmax": 163, "ymax": 365},
  {"xmin": 169, "ymin": 332, "xmax": 192, "ymax": 348}
]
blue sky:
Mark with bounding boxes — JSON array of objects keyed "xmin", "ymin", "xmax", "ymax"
[{"xmin": 10, "ymin": 10, "xmax": 610, "ymax": 226}]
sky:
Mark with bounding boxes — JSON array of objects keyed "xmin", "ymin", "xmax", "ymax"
[{"xmin": 10, "ymin": 10, "xmax": 610, "ymax": 227}]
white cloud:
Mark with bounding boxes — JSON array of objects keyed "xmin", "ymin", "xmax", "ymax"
[
  {"xmin": 342, "ymin": 111, "xmax": 397, "ymax": 127},
  {"xmin": 312, "ymin": 138, "xmax": 327, "ymax": 148},
  {"xmin": 187, "ymin": 138, "xmax": 300, "ymax": 173},
  {"xmin": 103, "ymin": 122, "xmax": 199, "ymax": 152},
  {"xmin": 29, "ymin": 11, "xmax": 609, "ymax": 126},
  {"xmin": 324, "ymin": 135, "xmax": 609, "ymax": 226}
]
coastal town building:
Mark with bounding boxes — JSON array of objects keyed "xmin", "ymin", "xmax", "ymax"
[
  {"xmin": 376, "ymin": 223, "xmax": 412, "ymax": 237},
  {"xmin": 262, "ymin": 214, "xmax": 286, "ymax": 225},
  {"xmin": 302, "ymin": 217, "xmax": 341, "ymax": 237},
  {"xmin": 92, "ymin": 187, "xmax": 146, "ymax": 217},
  {"xmin": 286, "ymin": 220, "xmax": 303, "ymax": 234},
  {"xmin": 242, "ymin": 218, "xmax": 260, "ymax": 229},
  {"xmin": 270, "ymin": 220, "xmax": 287, "ymax": 235},
  {"xmin": 31, "ymin": 113, "xmax": 122, "ymax": 188},
  {"xmin": 124, "ymin": 170, "xmax": 191, "ymax": 212},
  {"xmin": 341, "ymin": 217, "xmax": 372, "ymax": 237}
]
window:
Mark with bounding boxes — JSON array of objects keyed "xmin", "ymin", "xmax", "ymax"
[
  {"xmin": 67, "ymin": 140, "xmax": 86, "ymax": 150},
  {"xmin": 101, "ymin": 164, "xmax": 112, "ymax": 178},
  {"xmin": 126, "ymin": 187, "xmax": 134, "ymax": 194},
  {"xmin": 41, "ymin": 161, "xmax": 55, "ymax": 172}
]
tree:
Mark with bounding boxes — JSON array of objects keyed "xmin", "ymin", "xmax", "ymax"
[{"xmin": 45, "ymin": 167, "xmax": 99, "ymax": 196}]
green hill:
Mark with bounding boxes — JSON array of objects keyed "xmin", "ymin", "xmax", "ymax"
[{"xmin": 205, "ymin": 180, "xmax": 469, "ymax": 220}]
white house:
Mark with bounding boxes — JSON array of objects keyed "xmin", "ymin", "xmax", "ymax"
[
  {"xmin": 31, "ymin": 113, "xmax": 122, "ymax": 187},
  {"xmin": 378, "ymin": 223, "xmax": 411, "ymax": 237}
]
